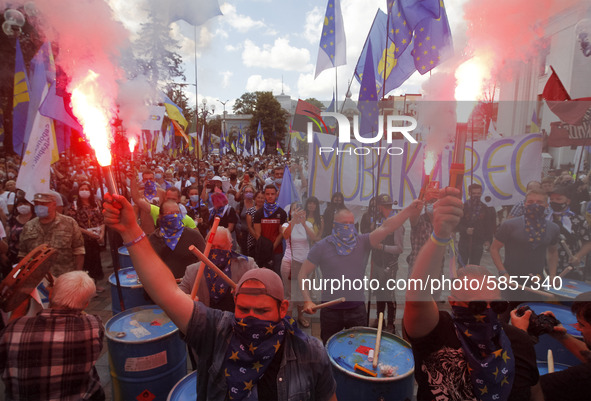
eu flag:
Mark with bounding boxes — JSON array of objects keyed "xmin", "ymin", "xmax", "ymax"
[
  {"xmin": 355, "ymin": 10, "xmax": 416, "ymax": 96},
  {"xmin": 411, "ymin": 0, "xmax": 453, "ymax": 74},
  {"xmin": 358, "ymin": 40, "xmax": 380, "ymax": 139},
  {"xmin": 315, "ymin": 0, "xmax": 347, "ymax": 78},
  {"xmin": 387, "ymin": 0, "xmax": 412, "ymax": 58},
  {"xmin": 12, "ymin": 38, "xmax": 29, "ymax": 155}
]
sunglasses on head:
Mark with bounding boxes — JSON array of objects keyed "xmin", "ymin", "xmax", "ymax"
[{"xmin": 468, "ymin": 300, "xmax": 510, "ymax": 315}]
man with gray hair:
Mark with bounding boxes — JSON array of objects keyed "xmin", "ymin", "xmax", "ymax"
[{"xmin": 0, "ymin": 271, "xmax": 104, "ymax": 400}]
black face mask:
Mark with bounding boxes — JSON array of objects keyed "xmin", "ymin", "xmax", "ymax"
[
  {"xmin": 230, "ymin": 174, "xmax": 237, "ymax": 180},
  {"xmin": 550, "ymin": 202, "xmax": 568, "ymax": 212}
]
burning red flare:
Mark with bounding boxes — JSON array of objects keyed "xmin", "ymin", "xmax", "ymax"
[
  {"xmin": 70, "ymin": 70, "xmax": 115, "ymax": 166},
  {"xmin": 128, "ymin": 137, "xmax": 137, "ymax": 153},
  {"xmin": 424, "ymin": 151, "xmax": 436, "ymax": 176},
  {"xmin": 454, "ymin": 55, "xmax": 492, "ymax": 123}
]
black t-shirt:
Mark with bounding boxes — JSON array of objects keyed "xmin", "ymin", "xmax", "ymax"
[
  {"xmin": 209, "ymin": 206, "xmax": 238, "ymax": 229},
  {"xmin": 540, "ymin": 361, "xmax": 591, "ymax": 401},
  {"xmin": 148, "ymin": 227, "xmax": 206, "ymax": 278},
  {"xmin": 407, "ymin": 311, "xmax": 539, "ymax": 401}
]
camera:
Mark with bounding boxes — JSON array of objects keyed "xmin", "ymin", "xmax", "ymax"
[{"xmin": 515, "ymin": 306, "xmax": 561, "ymax": 338}]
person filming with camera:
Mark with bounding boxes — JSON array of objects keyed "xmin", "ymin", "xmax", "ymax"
[{"xmin": 511, "ymin": 293, "xmax": 591, "ymax": 401}]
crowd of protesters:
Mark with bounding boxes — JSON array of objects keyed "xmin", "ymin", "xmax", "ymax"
[{"xmin": 1, "ymin": 147, "xmax": 591, "ymax": 400}]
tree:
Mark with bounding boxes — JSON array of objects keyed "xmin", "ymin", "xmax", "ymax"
[
  {"xmin": 304, "ymin": 97, "xmax": 325, "ymax": 111},
  {"xmin": 249, "ymin": 91, "xmax": 289, "ymax": 154},
  {"xmin": 233, "ymin": 92, "xmax": 257, "ymax": 114},
  {"xmin": 133, "ymin": 18, "xmax": 186, "ymax": 87}
]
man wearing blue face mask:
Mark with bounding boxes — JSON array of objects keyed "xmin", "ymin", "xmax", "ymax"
[
  {"xmin": 18, "ymin": 193, "xmax": 85, "ymax": 276},
  {"xmin": 148, "ymin": 200, "xmax": 206, "ymax": 279},
  {"xmin": 299, "ymin": 200, "xmax": 423, "ymax": 344},
  {"xmin": 490, "ymin": 189, "xmax": 560, "ymax": 280},
  {"xmin": 404, "ymin": 188, "xmax": 540, "ymax": 401},
  {"xmin": 102, "ymin": 194, "xmax": 337, "ymax": 401}
]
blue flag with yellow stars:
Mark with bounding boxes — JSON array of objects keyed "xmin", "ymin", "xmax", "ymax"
[
  {"xmin": 315, "ymin": 0, "xmax": 347, "ymax": 78},
  {"xmin": 387, "ymin": 0, "xmax": 412, "ymax": 58},
  {"xmin": 328, "ymin": 222, "xmax": 358, "ymax": 255},
  {"xmin": 225, "ymin": 316, "xmax": 306, "ymax": 400},
  {"xmin": 358, "ymin": 39, "xmax": 380, "ymax": 139},
  {"xmin": 411, "ymin": 0, "xmax": 453, "ymax": 74}
]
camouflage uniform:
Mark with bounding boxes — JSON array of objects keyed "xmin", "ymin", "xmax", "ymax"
[{"xmin": 18, "ymin": 214, "xmax": 85, "ymax": 276}]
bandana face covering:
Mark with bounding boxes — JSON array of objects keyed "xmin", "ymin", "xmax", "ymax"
[
  {"xmin": 206, "ymin": 249, "xmax": 246, "ymax": 302},
  {"xmin": 159, "ymin": 213, "xmax": 184, "ymax": 250},
  {"xmin": 452, "ymin": 306, "xmax": 515, "ymax": 401},
  {"xmin": 144, "ymin": 180, "xmax": 157, "ymax": 201},
  {"xmin": 524, "ymin": 204, "xmax": 547, "ymax": 248},
  {"xmin": 263, "ymin": 201, "xmax": 279, "ymax": 218},
  {"xmin": 224, "ymin": 316, "xmax": 305, "ymax": 400},
  {"xmin": 328, "ymin": 222, "xmax": 358, "ymax": 255}
]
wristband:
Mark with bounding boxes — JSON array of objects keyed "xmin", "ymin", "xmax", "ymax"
[
  {"xmin": 498, "ymin": 270, "xmax": 508, "ymax": 276},
  {"xmin": 123, "ymin": 231, "xmax": 146, "ymax": 248},
  {"xmin": 430, "ymin": 232, "xmax": 451, "ymax": 247}
]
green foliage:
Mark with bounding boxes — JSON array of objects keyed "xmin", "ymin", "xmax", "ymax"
[
  {"xmin": 249, "ymin": 91, "xmax": 289, "ymax": 153},
  {"xmin": 304, "ymin": 97, "xmax": 325, "ymax": 111},
  {"xmin": 233, "ymin": 92, "xmax": 257, "ymax": 114}
]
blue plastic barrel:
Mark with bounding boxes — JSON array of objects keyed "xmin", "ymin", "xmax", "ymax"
[
  {"xmin": 543, "ymin": 278, "xmax": 591, "ymax": 300},
  {"xmin": 106, "ymin": 306, "xmax": 187, "ymax": 401},
  {"xmin": 537, "ymin": 361, "xmax": 570, "ymax": 375},
  {"xmin": 109, "ymin": 267, "xmax": 154, "ymax": 315},
  {"xmin": 167, "ymin": 371, "xmax": 197, "ymax": 401},
  {"xmin": 326, "ymin": 327, "xmax": 414, "ymax": 401},
  {"xmin": 118, "ymin": 246, "xmax": 132, "ymax": 268},
  {"xmin": 518, "ymin": 302, "xmax": 583, "ymax": 367}
]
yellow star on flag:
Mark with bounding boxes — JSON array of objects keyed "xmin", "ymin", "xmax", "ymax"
[
  {"xmin": 26, "ymin": 150, "xmax": 31, "ymax": 155},
  {"xmin": 464, "ymin": 329, "xmax": 472, "ymax": 337},
  {"xmin": 248, "ymin": 342, "xmax": 258, "ymax": 354},
  {"xmin": 22, "ymin": 162, "xmax": 27, "ymax": 166},
  {"xmin": 225, "ymin": 368, "xmax": 230, "ymax": 377},
  {"xmin": 273, "ymin": 340, "xmax": 281, "ymax": 353},
  {"xmin": 492, "ymin": 349, "xmax": 503, "ymax": 358},
  {"xmin": 501, "ymin": 376, "xmax": 509, "ymax": 386},
  {"xmin": 493, "ymin": 367, "xmax": 499, "ymax": 379},
  {"xmin": 237, "ymin": 319, "xmax": 247, "ymax": 328},
  {"xmin": 229, "ymin": 351, "xmax": 240, "ymax": 361},
  {"xmin": 252, "ymin": 361, "xmax": 263, "ymax": 372},
  {"xmin": 243, "ymin": 380, "xmax": 254, "ymax": 391},
  {"xmin": 265, "ymin": 324, "xmax": 276, "ymax": 335},
  {"xmin": 474, "ymin": 314, "xmax": 486, "ymax": 323},
  {"xmin": 502, "ymin": 350, "xmax": 511, "ymax": 363},
  {"xmin": 479, "ymin": 385, "xmax": 488, "ymax": 395}
]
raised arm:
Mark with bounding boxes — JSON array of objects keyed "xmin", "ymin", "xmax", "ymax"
[
  {"xmin": 103, "ymin": 194, "xmax": 194, "ymax": 333},
  {"xmin": 369, "ymin": 200, "xmax": 423, "ymax": 248},
  {"xmin": 129, "ymin": 172, "xmax": 151, "ymax": 214},
  {"xmin": 403, "ymin": 188, "xmax": 463, "ymax": 339}
]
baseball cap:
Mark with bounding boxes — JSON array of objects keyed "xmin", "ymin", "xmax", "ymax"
[
  {"xmin": 376, "ymin": 193, "xmax": 394, "ymax": 206},
  {"xmin": 235, "ymin": 269, "xmax": 284, "ymax": 301},
  {"xmin": 33, "ymin": 193, "xmax": 56, "ymax": 203},
  {"xmin": 211, "ymin": 176, "xmax": 222, "ymax": 182}
]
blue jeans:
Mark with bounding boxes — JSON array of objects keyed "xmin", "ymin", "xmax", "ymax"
[{"xmin": 320, "ymin": 302, "xmax": 367, "ymax": 344}]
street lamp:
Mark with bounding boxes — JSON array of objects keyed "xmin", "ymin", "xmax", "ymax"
[
  {"xmin": 200, "ymin": 99, "xmax": 215, "ymax": 156},
  {"xmin": 217, "ymin": 99, "xmax": 229, "ymax": 137}
]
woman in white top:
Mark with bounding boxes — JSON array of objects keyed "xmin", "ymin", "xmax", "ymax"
[{"xmin": 280, "ymin": 202, "xmax": 316, "ymax": 328}]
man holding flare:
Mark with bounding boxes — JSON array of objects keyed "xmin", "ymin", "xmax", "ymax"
[{"xmin": 102, "ymin": 193, "xmax": 337, "ymax": 401}]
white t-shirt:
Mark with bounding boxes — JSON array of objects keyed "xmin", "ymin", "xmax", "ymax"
[{"xmin": 281, "ymin": 221, "xmax": 313, "ymax": 263}]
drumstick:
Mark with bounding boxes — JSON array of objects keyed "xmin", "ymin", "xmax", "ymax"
[
  {"xmin": 559, "ymin": 266, "xmax": 574, "ymax": 278},
  {"xmin": 523, "ymin": 285, "xmax": 555, "ymax": 299},
  {"xmin": 190, "ymin": 217, "xmax": 220, "ymax": 299},
  {"xmin": 547, "ymin": 349, "xmax": 554, "ymax": 373},
  {"xmin": 308, "ymin": 297, "xmax": 346, "ymax": 312},
  {"xmin": 188, "ymin": 245, "xmax": 236, "ymax": 289},
  {"xmin": 373, "ymin": 312, "xmax": 384, "ymax": 370}
]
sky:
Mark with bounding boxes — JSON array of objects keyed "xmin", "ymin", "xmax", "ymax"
[{"xmin": 106, "ymin": 0, "xmax": 471, "ymax": 113}]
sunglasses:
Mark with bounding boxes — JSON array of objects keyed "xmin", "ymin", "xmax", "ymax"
[{"xmin": 468, "ymin": 300, "xmax": 510, "ymax": 315}]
